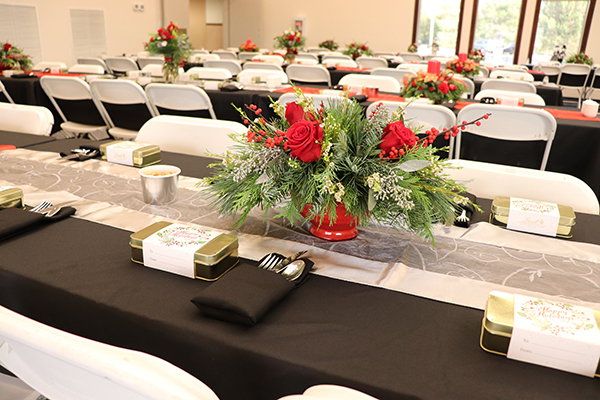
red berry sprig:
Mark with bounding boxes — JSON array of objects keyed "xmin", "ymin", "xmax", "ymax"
[{"xmin": 418, "ymin": 113, "xmax": 491, "ymax": 146}]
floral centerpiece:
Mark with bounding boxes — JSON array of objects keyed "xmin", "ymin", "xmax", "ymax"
[
  {"xmin": 145, "ymin": 21, "xmax": 191, "ymax": 83},
  {"xmin": 407, "ymin": 43, "xmax": 418, "ymax": 53},
  {"xmin": 446, "ymin": 57, "xmax": 480, "ymax": 77},
  {"xmin": 239, "ymin": 39, "xmax": 259, "ymax": 52},
  {"xmin": 343, "ymin": 42, "xmax": 372, "ymax": 59},
  {"xmin": 274, "ymin": 29, "xmax": 306, "ymax": 64},
  {"xmin": 566, "ymin": 52, "xmax": 593, "ymax": 65},
  {"xmin": 468, "ymin": 49, "xmax": 485, "ymax": 63},
  {"xmin": 402, "ymin": 70, "xmax": 467, "ymax": 104},
  {"xmin": 319, "ymin": 40, "xmax": 339, "ymax": 52},
  {"xmin": 202, "ymin": 88, "xmax": 485, "ymax": 241},
  {"xmin": 0, "ymin": 41, "xmax": 32, "ymax": 72}
]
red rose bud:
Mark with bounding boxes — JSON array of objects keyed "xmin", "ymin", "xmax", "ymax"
[
  {"xmin": 4, "ymin": 43, "xmax": 11, "ymax": 52},
  {"xmin": 285, "ymin": 102, "xmax": 315, "ymax": 125},
  {"xmin": 361, "ymin": 45, "xmax": 367, "ymax": 50},
  {"xmin": 285, "ymin": 121, "xmax": 323, "ymax": 163}
]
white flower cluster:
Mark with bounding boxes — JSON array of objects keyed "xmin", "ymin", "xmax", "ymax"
[
  {"xmin": 231, "ymin": 147, "xmax": 283, "ymax": 183},
  {"xmin": 323, "ymin": 178, "xmax": 345, "ymax": 202},
  {"xmin": 367, "ymin": 173, "xmax": 414, "ymax": 210}
]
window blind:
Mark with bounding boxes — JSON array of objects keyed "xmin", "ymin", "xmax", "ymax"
[{"xmin": 70, "ymin": 9, "xmax": 107, "ymax": 61}]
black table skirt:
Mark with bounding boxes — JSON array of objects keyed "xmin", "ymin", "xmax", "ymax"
[
  {"xmin": 472, "ymin": 77, "xmax": 563, "ymax": 106},
  {"xmin": 2, "ymin": 213, "xmax": 600, "ymax": 400}
]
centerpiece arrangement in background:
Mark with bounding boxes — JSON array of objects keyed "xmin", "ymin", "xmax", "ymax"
[
  {"xmin": 203, "ymin": 88, "xmax": 483, "ymax": 242},
  {"xmin": 343, "ymin": 42, "xmax": 372, "ymax": 60},
  {"xmin": 468, "ymin": 49, "xmax": 485, "ymax": 63},
  {"xmin": 407, "ymin": 43, "xmax": 418, "ymax": 53},
  {"xmin": 239, "ymin": 39, "xmax": 259, "ymax": 52},
  {"xmin": 402, "ymin": 60, "xmax": 467, "ymax": 104},
  {"xmin": 446, "ymin": 53, "xmax": 480, "ymax": 77},
  {"xmin": 566, "ymin": 52, "xmax": 593, "ymax": 65},
  {"xmin": 274, "ymin": 29, "xmax": 306, "ymax": 64},
  {"xmin": 0, "ymin": 41, "xmax": 32, "ymax": 72},
  {"xmin": 319, "ymin": 40, "xmax": 339, "ymax": 52},
  {"xmin": 145, "ymin": 21, "xmax": 191, "ymax": 83}
]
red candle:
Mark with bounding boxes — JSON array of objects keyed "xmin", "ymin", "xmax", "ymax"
[
  {"xmin": 458, "ymin": 53, "xmax": 467, "ymax": 62},
  {"xmin": 427, "ymin": 59, "xmax": 441, "ymax": 75}
]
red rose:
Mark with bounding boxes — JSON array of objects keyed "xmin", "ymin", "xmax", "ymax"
[
  {"xmin": 449, "ymin": 84, "xmax": 457, "ymax": 91},
  {"xmin": 285, "ymin": 121, "xmax": 323, "ymax": 163},
  {"xmin": 380, "ymin": 121, "xmax": 416, "ymax": 154},
  {"xmin": 361, "ymin": 45, "xmax": 367, "ymax": 51},
  {"xmin": 438, "ymin": 81, "xmax": 449, "ymax": 94},
  {"xmin": 285, "ymin": 102, "xmax": 314, "ymax": 125},
  {"xmin": 4, "ymin": 43, "xmax": 11, "ymax": 52}
]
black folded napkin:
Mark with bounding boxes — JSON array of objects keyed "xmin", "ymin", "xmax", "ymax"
[
  {"xmin": 59, "ymin": 149, "xmax": 101, "ymax": 161},
  {"xmin": 0, "ymin": 206, "xmax": 76, "ymax": 241},
  {"xmin": 10, "ymin": 73, "xmax": 38, "ymax": 79},
  {"xmin": 454, "ymin": 192, "xmax": 477, "ymax": 228},
  {"xmin": 191, "ymin": 257, "xmax": 312, "ymax": 325}
]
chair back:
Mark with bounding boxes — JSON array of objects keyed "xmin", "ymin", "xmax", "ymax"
[
  {"xmin": 186, "ymin": 67, "xmax": 233, "ymax": 80},
  {"xmin": 478, "ymin": 66, "xmax": 490, "ymax": 77},
  {"xmin": 77, "ymin": 57, "xmax": 109, "ymax": 73},
  {"xmin": 295, "ymin": 53, "xmax": 319, "ymax": 62},
  {"xmin": 237, "ymin": 69, "xmax": 289, "ymax": 84},
  {"xmin": 0, "ymin": 102, "xmax": 53, "ymax": 135},
  {"xmin": 585, "ymin": 68, "xmax": 600, "ymax": 99},
  {"xmin": 496, "ymin": 65, "xmax": 528, "ymax": 72},
  {"xmin": 452, "ymin": 76, "xmax": 475, "ymax": 99},
  {"xmin": 286, "ymin": 64, "xmax": 331, "ymax": 86},
  {"xmin": 397, "ymin": 63, "xmax": 427, "ymax": 72},
  {"xmin": 212, "ymin": 50, "xmax": 238, "ymax": 60},
  {"xmin": 243, "ymin": 62, "xmax": 284, "ymax": 72},
  {"xmin": 305, "ymin": 47, "xmax": 323, "ymax": 54},
  {"xmin": 0, "ymin": 305, "xmax": 220, "ymax": 400},
  {"xmin": 191, "ymin": 54, "xmax": 220, "ymax": 62},
  {"xmin": 238, "ymin": 52, "xmax": 258, "ymax": 61},
  {"xmin": 455, "ymin": 104, "xmax": 556, "ymax": 170},
  {"xmin": 322, "ymin": 54, "xmax": 353, "ymax": 62},
  {"xmin": 475, "ymin": 89, "xmax": 546, "ymax": 106},
  {"xmin": 32, "ymin": 61, "xmax": 67, "ymax": 71},
  {"xmin": 302, "ymin": 384, "xmax": 379, "ymax": 400},
  {"xmin": 68, "ymin": 64, "xmax": 105, "ymax": 74},
  {"xmin": 329, "ymin": 60, "xmax": 358, "ymax": 68},
  {"xmin": 203, "ymin": 60, "xmax": 242, "ymax": 76},
  {"xmin": 444, "ymin": 159, "xmax": 600, "ymax": 214},
  {"xmin": 137, "ymin": 115, "xmax": 245, "ymax": 157},
  {"xmin": 370, "ymin": 68, "xmax": 413, "ymax": 89},
  {"xmin": 558, "ymin": 63, "xmax": 592, "ymax": 107},
  {"xmin": 0, "ymin": 80, "xmax": 15, "ymax": 104},
  {"xmin": 141, "ymin": 64, "xmax": 165, "ymax": 77},
  {"xmin": 190, "ymin": 49, "xmax": 210, "ymax": 56},
  {"xmin": 338, "ymin": 74, "xmax": 401, "ymax": 93},
  {"xmin": 145, "ymin": 83, "xmax": 216, "ymax": 119},
  {"xmin": 489, "ymin": 69, "xmax": 534, "ymax": 82},
  {"xmin": 137, "ymin": 57, "xmax": 164, "ymax": 69},
  {"xmin": 480, "ymin": 79, "xmax": 536, "ymax": 93},
  {"xmin": 105, "ymin": 57, "xmax": 139, "ymax": 74},
  {"xmin": 277, "ymin": 92, "xmax": 349, "ymax": 109},
  {"xmin": 399, "ymin": 53, "xmax": 423, "ymax": 63},
  {"xmin": 356, "ymin": 57, "xmax": 388, "ymax": 70},
  {"xmin": 251, "ymin": 55, "xmax": 284, "ymax": 65}
]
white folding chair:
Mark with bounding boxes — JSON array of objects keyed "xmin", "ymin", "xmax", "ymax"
[
  {"xmin": 480, "ymin": 79, "xmax": 537, "ymax": 93},
  {"xmin": 475, "ymin": 89, "xmax": 546, "ymax": 106},
  {"xmin": 585, "ymin": 68, "xmax": 600, "ymax": 100},
  {"xmin": 145, "ymin": 83, "xmax": 216, "ymax": 119},
  {"xmin": 0, "ymin": 103, "xmax": 53, "ymax": 135},
  {"xmin": 32, "ymin": 61, "xmax": 67, "ymax": 72},
  {"xmin": 295, "ymin": 53, "xmax": 319, "ymax": 62},
  {"xmin": 558, "ymin": 63, "xmax": 592, "ymax": 107},
  {"xmin": 455, "ymin": 104, "xmax": 556, "ymax": 170},
  {"xmin": 237, "ymin": 69, "xmax": 289, "ymax": 84},
  {"xmin": 444, "ymin": 159, "xmax": 599, "ymax": 214},
  {"xmin": 105, "ymin": 57, "xmax": 140, "ymax": 75},
  {"xmin": 140, "ymin": 64, "xmax": 164, "ymax": 77},
  {"xmin": 191, "ymin": 54, "xmax": 220, "ymax": 62},
  {"xmin": 136, "ymin": 115, "xmax": 245, "ymax": 157},
  {"xmin": 203, "ymin": 60, "xmax": 242, "ymax": 76},
  {"xmin": 478, "ymin": 66, "xmax": 490, "ymax": 78},
  {"xmin": 190, "ymin": 50, "xmax": 209, "ymax": 56},
  {"xmin": 277, "ymin": 92, "xmax": 349, "ymax": 109},
  {"xmin": 534, "ymin": 64, "xmax": 561, "ymax": 83},
  {"xmin": 77, "ymin": 57, "xmax": 110, "ymax": 73},
  {"xmin": 489, "ymin": 69, "xmax": 534, "ymax": 82},
  {"xmin": 137, "ymin": 57, "xmax": 164, "ymax": 69},
  {"xmin": 251, "ymin": 55, "xmax": 284, "ymax": 65},
  {"xmin": 243, "ymin": 62, "xmax": 284, "ymax": 72},
  {"xmin": 89, "ymin": 79, "xmax": 157, "ymax": 140},
  {"xmin": 237, "ymin": 52, "xmax": 258, "ymax": 61},
  {"xmin": 0, "ymin": 80, "xmax": 15, "ymax": 104},
  {"xmin": 186, "ymin": 67, "xmax": 233, "ymax": 80},
  {"xmin": 397, "ymin": 63, "xmax": 427, "ymax": 72},
  {"xmin": 40, "ymin": 76, "xmax": 109, "ymax": 136},
  {"xmin": 67, "ymin": 64, "xmax": 105, "ymax": 74},
  {"xmin": 370, "ymin": 68, "xmax": 413, "ymax": 89},
  {"xmin": 356, "ymin": 57, "xmax": 388, "ymax": 70},
  {"xmin": 0, "ymin": 305, "xmax": 220, "ymax": 400},
  {"xmin": 496, "ymin": 65, "xmax": 529, "ymax": 72},
  {"xmin": 338, "ymin": 74, "xmax": 401, "ymax": 93},
  {"xmin": 278, "ymin": 384, "xmax": 378, "ymax": 400},
  {"xmin": 322, "ymin": 54, "xmax": 353, "ymax": 62},
  {"xmin": 286, "ymin": 64, "xmax": 332, "ymax": 86},
  {"xmin": 453, "ymin": 76, "xmax": 475, "ymax": 99},
  {"xmin": 329, "ymin": 59, "xmax": 358, "ymax": 68},
  {"xmin": 399, "ymin": 53, "xmax": 423, "ymax": 63},
  {"xmin": 374, "ymin": 52, "xmax": 398, "ymax": 57},
  {"xmin": 212, "ymin": 50, "xmax": 238, "ymax": 60}
]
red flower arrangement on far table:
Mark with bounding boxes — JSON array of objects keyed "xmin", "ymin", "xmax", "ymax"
[
  {"xmin": 239, "ymin": 39, "xmax": 259, "ymax": 52},
  {"xmin": 446, "ymin": 55, "xmax": 480, "ymax": 77},
  {"xmin": 343, "ymin": 42, "xmax": 373, "ymax": 59},
  {"xmin": 1, "ymin": 41, "xmax": 32, "ymax": 72},
  {"xmin": 402, "ymin": 61, "xmax": 467, "ymax": 104},
  {"xmin": 145, "ymin": 21, "xmax": 191, "ymax": 82},
  {"xmin": 274, "ymin": 29, "xmax": 306, "ymax": 64}
]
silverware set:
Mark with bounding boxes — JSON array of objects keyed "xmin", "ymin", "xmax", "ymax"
[
  {"xmin": 257, "ymin": 250, "xmax": 308, "ymax": 281},
  {"xmin": 30, "ymin": 201, "xmax": 62, "ymax": 217}
]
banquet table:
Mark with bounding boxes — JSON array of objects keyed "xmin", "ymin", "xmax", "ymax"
[
  {"xmin": 3, "ymin": 140, "xmax": 600, "ymax": 399},
  {"xmin": 471, "ymin": 77, "xmax": 563, "ymax": 106}
]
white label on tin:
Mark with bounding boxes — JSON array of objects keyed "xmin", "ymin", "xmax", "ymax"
[
  {"xmin": 142, "ymin": 223, "xmax": 220, "ymax": 278},
  {"xmin": 106, "ymin": 141, "xmax": 147, "ymax": 166},
  {"xmin": 507, "ymin": 197, "xmax": 560, "ymax": 237},
  {"xmin": 507, "ymin": 294, "xmax": 600, "ymax": 377}
]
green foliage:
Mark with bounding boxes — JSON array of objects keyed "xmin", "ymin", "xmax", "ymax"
[{"xmin": 534, "ymin": 0, "xmax": 588, "ymax": 57}]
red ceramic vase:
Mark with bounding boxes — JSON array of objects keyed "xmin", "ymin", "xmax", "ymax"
[{"xmin": 300, "ymin": 202, "xmax": 358, "ymax": 241}]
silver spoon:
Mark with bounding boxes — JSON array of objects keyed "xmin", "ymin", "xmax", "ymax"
[{"xmin": 279, "ymin": 259, "xmax": 306, "ymax": 281}]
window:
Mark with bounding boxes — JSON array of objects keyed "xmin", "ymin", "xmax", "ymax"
[
  {"xmin": 470, "ymin": 0, "xmax": 524, "ymax": 65},
  {"xmin": 70, "ymin": 9, "xmax": 107, "ymax": 61},
  {"xmin": 0, "ymin": 4, "xmax": 43, "ymax": 63},
  {"xmin": 529, "ymin": 0, "xmax": 592, "ymax": 64},
  {"xmin": 414, "ymin": 0, "xmax": 464, "ymax": 57}
]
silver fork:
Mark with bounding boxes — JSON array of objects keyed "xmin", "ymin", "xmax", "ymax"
[
  {"xmin": 31, "ymin": 201, "xmax": 52, "ymax": 213},
  {"xmin": 257, "ymin": 253, "xmax": 283, "ymax": 269},
  {"xmin": 456, "ymin": 209, "xmax": 469, "ymax": 223}
]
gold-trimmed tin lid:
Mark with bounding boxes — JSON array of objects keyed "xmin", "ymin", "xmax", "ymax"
[
  {"xmin": 99, "ymin": 141, "xmax": 161, "ymax": 167},
  {"xmin": 0, "ymin": 186, "xmax": 24, "ymax": 209},
  {"xmin": 490, "ymin": 196, "xmax": 576, "ymax": 227}
]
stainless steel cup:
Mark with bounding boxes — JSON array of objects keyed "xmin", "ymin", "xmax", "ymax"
[{"xmin": 139, "ymin": 165, "xmax": 181, "ymax": 205}]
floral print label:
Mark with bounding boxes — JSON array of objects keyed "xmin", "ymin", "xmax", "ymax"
[
  {"xmin": 142, "ymin": 223, "xmax": 220, "ymax": 278},
  {"xmin": 507, "ymin": 197, "xmax": 560, "ymax": 237},
  {"xmin": 106, "ymin": 141, "xmax": 148, "ymax": 166},
  {"xmin": 507, "ymin": 294, "xmax": 600, "ymax": 377}
]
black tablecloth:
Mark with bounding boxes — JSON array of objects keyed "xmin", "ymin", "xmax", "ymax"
[
  {"xmin": 472, "ymin": 77, "xmax": 563, "ymax": 106},
  {"xmin": 0, "ymin": 130, "xmax": 57, "ymax": 148},
  {"xmin": 2, "ymin": 211, "xmax": 600, "ymax": 400}
]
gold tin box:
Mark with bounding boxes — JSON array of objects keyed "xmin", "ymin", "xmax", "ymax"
[
  {"xmin": 481, "ymin": 291, "xmax": 600, "ymax": 377},
  {"xmin": 100, "ymin": 141, "xmax": 161, "ymax": 167},
  {"xmin": 129, "ymin": 221, "xmax": 239, "ymax": 281},
  {"xmin": 0, "ymin": 186, "xmax": 24, "ymax": 209},
  {"xmin": 490, "ymin": 196, "xmax": 576, "ymax": 238}
]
